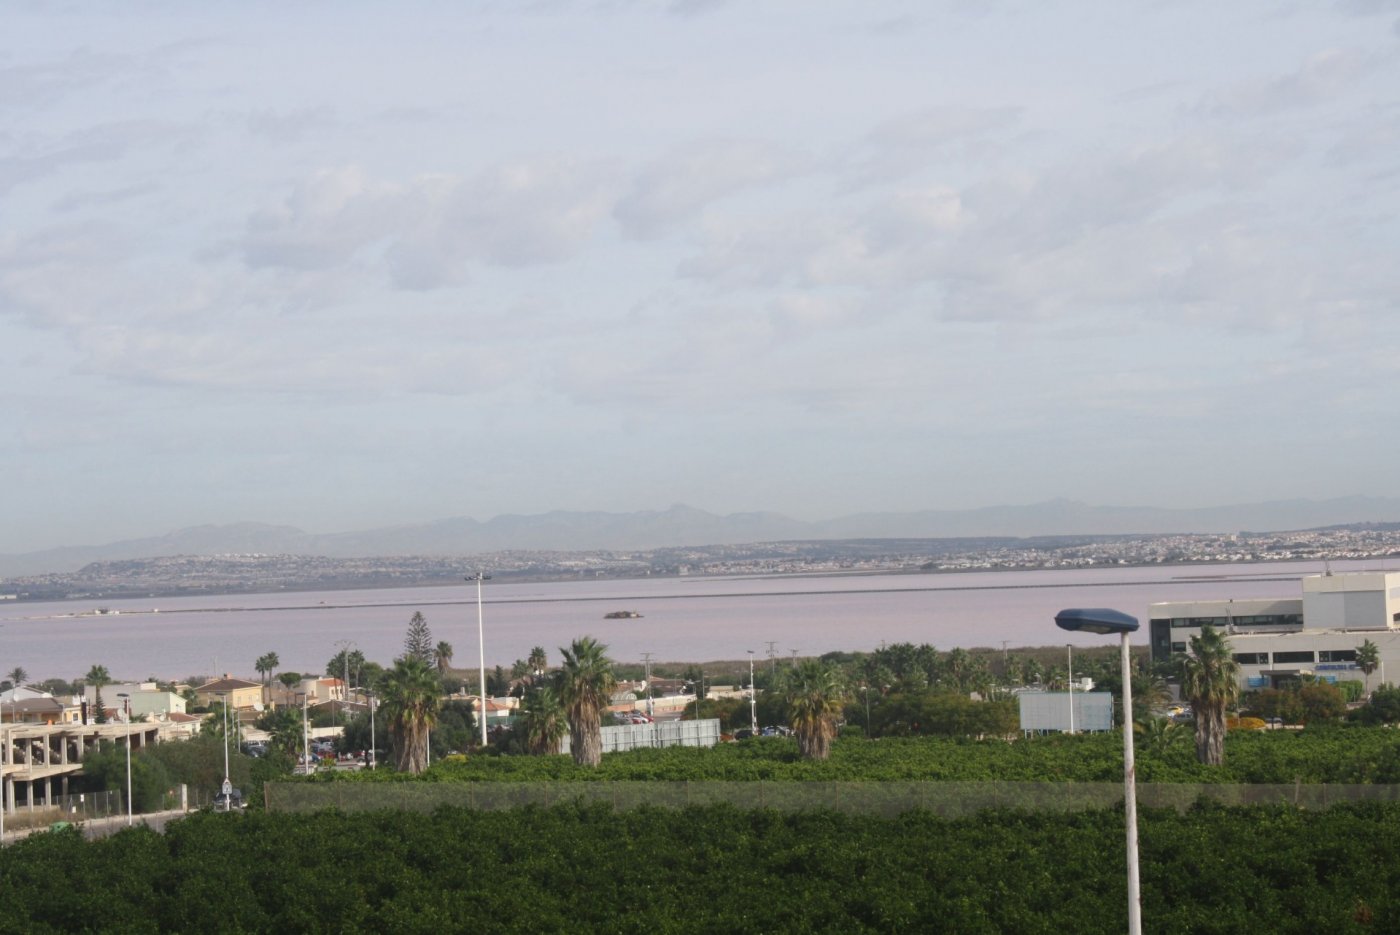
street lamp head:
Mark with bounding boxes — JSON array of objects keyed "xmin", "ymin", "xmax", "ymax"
[{"xmin": 1055, "ymin": 608, "xmax": 1140, "ymax": 635}]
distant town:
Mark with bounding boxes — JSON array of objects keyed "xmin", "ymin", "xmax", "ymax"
[{"xmin": 4, "ymin": 522, "xmax": 1399, "ymax": 602}]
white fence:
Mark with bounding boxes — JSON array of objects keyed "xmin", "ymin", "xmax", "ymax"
[
  {"xmin": 1018, "ymin": 692, "xmax": 1114, "ymax": 733},
  {"xmin": 560, "ymin": 719, "xmax": 721, "ymax": 755}
]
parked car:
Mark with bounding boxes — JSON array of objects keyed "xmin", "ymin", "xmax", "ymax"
[{"xmin": 213, "ymin": 789, "xmax": 246, "ymax": 811}]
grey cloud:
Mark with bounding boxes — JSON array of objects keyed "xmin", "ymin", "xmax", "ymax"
[
  {"xmin": 51, "ymin": 183, "xmax": 158, "ymax": 213},
  {"xmin": 0, "ymin": 119, "xmax": 198, "ymax": 196},
  {"xmin": 245, "ymin": 106, "xmax": 339, "ymax": 143},
  {"xmin": 846, "ymin": 106, "xmax": 1022, "ymax": 184},
  {"xmin": 614, "ymin": 139, "xmax": 803, "ymax": 239},
  {"xmin": 1201, "ymin": 48, "xmax": 1373, "ymax": 117},
  {"xmin": 243, "ymin": 160, "xmax": 615, "ymax": 287}
]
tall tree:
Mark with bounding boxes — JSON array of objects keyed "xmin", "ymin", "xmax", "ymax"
[
  {"xmin": 783, "ymin": 659, "xmax": 850, "ymax": 761},
  {"xmin": 1356, "ymin": 639, "xmax": 1381, "ymax": 696},
  {"xmin": 557, "ymin": 636, "xmax": 617, "ymax": 768},
  {"xmin": 1179, "ymin": 625, "xmax": 1241, "ymax": 766},
  {"xmin": 519, "ymin": 683, "xmax": 567, "ymax": 755},
  {"xmin": 403, "ymin": 612, "xmax": 434, "ymax": 666},
  {"xmin": 85, "ymin": 664, "xmax": 112, "ymax": 724},
  {"xmin": 379, "ymin": 657, "xmax": 442, "ymax": 774},
  {"xmin": 254, "ymin": 652, "xmax": 279, "ymax": 691},
  {"xmin": 528, "ymin": 646, "xmax": 548, "ymax": 676},
  {"xmin": 6, "ymin": 666, "xmax": 27, "ymax": 687},
  {"xmin": 434, "ymin": 641, "xmax": 454, "ymax": 677}
]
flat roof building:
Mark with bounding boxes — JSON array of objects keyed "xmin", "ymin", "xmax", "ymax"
[{"xmin": 1150, "ymin": 571, "xmax": 1400, "ymax": 690}]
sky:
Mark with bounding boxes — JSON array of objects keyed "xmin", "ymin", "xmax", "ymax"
[{"xmin": 3, "ymin": 1, "xmax": 1400, "ymax": 554}]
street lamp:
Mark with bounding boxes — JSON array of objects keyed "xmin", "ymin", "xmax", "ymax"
[
  {"xmin": 747, "ymin": 650, "xmax": 758, "ymax": 734},
  {"xmin": 219, "ymin": 691, "xmax": 231, "ymax": 805},
  {"xmin": 1067, "ymin": 644, "xmax": 1075, "ymax": 735},
  {"xmin": 365, "ymin": 689, "xmax": 376, "ymax": 770},
  {"xmin": 466, "ymin": 572, "xmax": 491, "ymax": 748},
  {"xmin": 116, "ymin": 693, "xmax": 132, "ymax": 826},
  {"xmin": 1055, "ymin": 607, "xmax": 1142, "ymax": 935},
  {"xmin": 301, "ymin": 691, "xmax": 310, "ymax": 774}
]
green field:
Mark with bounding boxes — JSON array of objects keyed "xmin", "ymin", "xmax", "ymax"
[{"xmin": 3, "ymin": 801, "xmax": 1398, "ymax": 933}]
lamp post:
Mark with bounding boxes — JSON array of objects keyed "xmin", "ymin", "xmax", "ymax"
[
  {"xmin": 747, "ymin": 650, "xmax": 758, "ymax": 734},
  {"xmin": 220, "ymin": 691, "xmax": 230, "ymax": 790},
  {"xmin": 1055, "ymin": 608, "xmax": 1142, "ymax": 935},
  {"xmin": 116, "ymin": 693, "xmax": 132, "ymax": 826},
  {"xmin": 365, "ymin": 689, "xmax": 376, "ymax": 770},
  {"xmin": 1067, "ymin": 644, "xmax": 1075, "ymax": 735},
  {"xmin": 300, "ymin": 691, "xmax": 310, "ymax": 775},
  {"xmin": 466, "ymin": 572, "xmax": 491, "ymax": 748}
]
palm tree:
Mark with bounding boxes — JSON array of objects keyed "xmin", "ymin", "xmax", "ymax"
[
  {"xmin": 519, "ymin": 683, "xmax": 567, "ymax": 755},
  {"xmin": 379, "ymin": 657, "xmax": 442, "ymax": 774},
  {"xmin": 5, "ymin": 666, "xmax": 27, "ymax": 688},
  {"xmin": 528, "ymin": 646, "xmax": 548, "ymax": 676},
  {"xmin": 783, "ymin": 659, "xmax": 850, "ymax": 761},
  {"xmin": 557, "ymin": 636, "xmax": 617, "ymax": 768},
  {"xmin": 1356, "ymin": 639, "xmax": 1381, "ymax": 696},
  {"xmin": 1179, "ymin": 625, "xmax": 1241, "ymax": 766},
  {"xmin": 434, "ymin": 641, "xmax": 454, "ymax": 677},
  {"xmin": 1135, "ymin": 716, "xmax": 1184, "ymax": 758},
  {"xmin": 85, "ymin": 664, "xmax": 112, "ymax": 724},
  {"xmin": 255, "ymin": 652, "xmax": 279, "ymax": 693}
]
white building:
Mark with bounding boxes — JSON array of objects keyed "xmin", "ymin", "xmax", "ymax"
[
  {"xmin": 1150, "ymin": 571, "xmax": 1400, "ymax": 690},
  {"xmin": 84, "ymin": 682, "xmax": 187, "ymax": 719}
]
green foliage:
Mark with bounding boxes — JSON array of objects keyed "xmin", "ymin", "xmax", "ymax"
[
  {"xmin": 303, "ymin": 725, "xmax": 1400, "ymax": 785},
  {"xmin": 432, "ymin": 701, "xmax": 478, "ymax": 755},
  {"xmin": 558, "ymin": 636, "xmax": 617, "ymax": 768},
  {"xmin": 9, "ymin": 802, "xmax": 1400, "ymax": 933},
  {"xmin": 380, "ymin": 656, "xmax": 441, "ymax": 773},
  {"xmin": 867, "ymin": 691, "xmax": 1018, "ymax": 738},
  {"xmin": 402, "ymin": 611, "xmax": 434, "ymax": 667},
  {"xmin": 1351, "ymin": 685, "xmax": 1400, "ymax": 726},
  {"xmin": 77, "ymin": 741, "xmax": 172, "ymax": 813}
]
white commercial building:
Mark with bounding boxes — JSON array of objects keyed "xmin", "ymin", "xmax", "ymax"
[{"xmin": 1149, "ymin": 571, "xmax": 1400, "ymax": 690}]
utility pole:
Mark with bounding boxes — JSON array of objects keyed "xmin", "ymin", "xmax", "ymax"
[
  {"xmin": 333, "ymin": 639, "xmax": 352, "ymax": 728},
  {"xmin": 747, "ymin": 650, "xmax": 757, "ymax": 733},
  {"xmin": 641, "ymin": 653, "xmax": 654, "ymax": 718},
  {"xmin": 765, "ymin": 641, "xmax": 777, "ymax": 678}
]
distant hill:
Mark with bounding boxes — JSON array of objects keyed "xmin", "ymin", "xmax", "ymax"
[{"xmin": 3, "ymin": 496, "xmax": 1399, "ymax": 578}]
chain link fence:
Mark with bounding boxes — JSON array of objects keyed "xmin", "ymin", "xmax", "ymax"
[{"xmin": 265, "ymin": 780, "xmax": 1400, "ymax": 817}]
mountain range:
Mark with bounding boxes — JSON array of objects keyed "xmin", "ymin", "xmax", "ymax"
[{"xmin": 4, "ymin": 496, "xmax": 1399, "ymax": 579}]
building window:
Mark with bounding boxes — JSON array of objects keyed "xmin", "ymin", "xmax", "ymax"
[
  {"xmin": 1232, "ymin": 652, "xmax": 1268, "ymax": 665},
  {"xmin": 1273, "ymin": 650, "xmax": 1315, "ymax": 664},
  {"xmin": 1319, "ymin": 650, "xmax": 1357, "ymax": 663},
  {"xmin": 1171, "ymin": 642, "xmax": 1187, "ymax": 654}
]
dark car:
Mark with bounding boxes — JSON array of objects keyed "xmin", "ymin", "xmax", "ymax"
[{"xmin": 213, "ymin": 789, "xmax": 246, "ymax": 811}]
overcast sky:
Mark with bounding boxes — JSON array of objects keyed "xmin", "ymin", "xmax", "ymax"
[{"xmin": 4, "ymin": 1, "xmax": 1399, "ymax": 554}]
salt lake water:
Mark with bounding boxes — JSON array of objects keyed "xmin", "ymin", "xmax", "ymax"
[{"xmin": 1, "ymin": 559, "xmax": 1386, "ymax": 682}]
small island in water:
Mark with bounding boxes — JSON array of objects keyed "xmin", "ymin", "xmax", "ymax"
[{"xmin": 604, "ymin": 610, "xmax": 644, "ymax": 619}]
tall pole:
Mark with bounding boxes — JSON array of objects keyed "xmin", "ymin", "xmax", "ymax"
[
  {"xmin": 642, "ymin": 653, "xmax": 654, "ymax": 718},
  {"xmin": 118, "ymin": 694, "xmax": 132, "ymax": 826},
  {"xmin": 1121, "ymin": 631, "xmax": 1142, "ymax": 935},
  {"xmin": 467, "ymin": 572, "xmax": 491, "ymax": 748},
  {"xmin": 301, "ymin": 691, "xmax": 309, "ymax": 774},
  {"xmin": 1067, "ymin": 644, "xmax": 1075, "ymax": 735},
  {"xmin": 221, "ymin": 693, "xmax": 229, "ymax": 785},
  {"xmin": 368, "ymin": 691, "xmax": 376, "ymax": 770},
  {"xmin": 748, "ymin": 650, "xmax": 757, "ymax": 733}
]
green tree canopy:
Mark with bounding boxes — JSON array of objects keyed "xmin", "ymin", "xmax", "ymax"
[
  {"xmin": 1180, "ymin": 625, "xmax": 1240, "ymax": 766},
  {"xmin": 380, "ymin": 656, "xmax": 442, "ymax": 773},
  {"xmin": 403, "ymin": 612, "xmax": 434, "ymax": 666},
  {"xmin": 558, "ymin": 637, "xmax": 617, "ymax": 768},
  {"xmin": 783, "ymin": 659, "xmax": 850, "ymax": 760}
]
